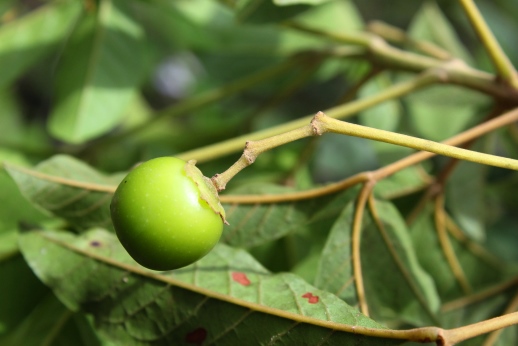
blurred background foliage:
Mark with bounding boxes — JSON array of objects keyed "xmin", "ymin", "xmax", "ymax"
[{"xmin": 2, "ymin": 0, "xmax": 518, "ymax": 344}]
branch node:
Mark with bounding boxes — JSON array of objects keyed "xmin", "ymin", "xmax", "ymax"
[
  {"xmin": 243, "ymin": 148, "xmax": 256, "ymax": 164},
  {"xmin": 310, "ymin": 111, "xmax": 327, "ymax": 135}
]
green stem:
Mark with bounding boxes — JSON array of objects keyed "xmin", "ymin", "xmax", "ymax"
[
  {"xmin": 459, "ymin": 0, "xmax": 518, "ymax": 88},
  {"xmin": 320, "ymin": 114, "xmax": 518, "ymax": 171},
  {"xmin": 212, "ymin": 110, "xmax": 518, "ymax": 191},
  {"xmin": 179, "ymin": 70, "xmax": 438, "ymax": 163},
  {"xmin": 288, "ymin": 21, "xmax": 518, "ymax": 100},
  {"xmin": 367, "ymin": 20, "xmax": 452, "ymax": 60}
]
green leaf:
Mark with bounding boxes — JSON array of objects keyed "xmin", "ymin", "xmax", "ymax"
[
  {"xmin": 1, "ymin": 293, "xmax": 103, "ymax": 346},
  {"xmin": 4, "ymin": 155, "xmax": 120, "ymax": 231},
  {"xmin": 223, "ymin": 184, "xmax": 360, "ymax": 248},
  {"xmin": 171, "ymin": 0, "xmax": 362, "ymax": 56},
  {"xmin": 312, "ymin": 134, "xmax": 378, "ymax": 181},
  {"xmin": 237, "ymin": 0, "xmax": 310, "ymax": 23},
  {"xmin": 410, "ymin": 206, "xmax": 507, "ymax": 302},
  {"xmin": 0, "ymin": 1, "xmax": 81, "ymax": 88},
  {"xmin": 292, "ymin": 0, "xmax": 363, "ymax": 33},
  {"xmin": 375, "ymin": 166, "xmax": 432, "ymax": 200},
  {"xmin": 0, "ymin": 254, "xmax": 49, "ymax": 336},
  {"xmin": 359, "ymin": 74, "xmax": 401, "ymax": 132},
  {"xmin": 315, "ymin": 199, "xmax": 440, "ymax": 326},
  {"xmin": 131, "ymin": 1, "xmax": 218, "ymax": 51},
  {"xmin": 19, "ymin": 227, "xmax": 403, "ymax": 345},
  {"xmin": 446, "ymin": 159, "xmax": 487, "ymax": 241},
  {"xmin": 0, "ymin": 158, "xmax": 49, "ymax": 233},
  {"xmin": 405, "ymin": 84, "xmax": 489, "ymax": 142},
  {"xmin": 0, "ymin": 230, "xmax": 17, "ymax": 261},
  {"xmin": 409, "ymin": 1, "xmax": 473, "ymax": 63},
  {"xmin": 274, "ymin": 0, "xmax": 333, "ymax": 5},
  {"xmin": 48, "ymin": 0, "xmax": 147, "ymax": 143},
  {"xmin": 405, "ymin": 2, "xmax": 491, "ymax": 142}
]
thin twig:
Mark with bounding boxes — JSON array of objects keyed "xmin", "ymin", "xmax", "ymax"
[
  {"xmin": 219, "ymin": 107, "xmax": 518, "ymax": 204},
  {"xmin": 442, "ymin": 277, "xmax": 518, "ymax": 312},
  {"xmin": 352, "ymin": 182, "xmax": 374, "ymax": 316},
  {"xmin": 444, "ymin": 311, "xmax": 518, "ymax": 344},
  {"xmin": 483, "ymin": 290, "xmax": 518, "ymax": 346},
  {"xmin": 367, "ymin": 20, "xmax": 452, "ymax": 60},
  {"xmin": 434, "ymin": 195, "xmax": 472, "ymax": 295}
]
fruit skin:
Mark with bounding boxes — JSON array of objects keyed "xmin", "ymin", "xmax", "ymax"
[{"xmin": 110, "ymin": 157, "xmax": 225, "ymax": 271}]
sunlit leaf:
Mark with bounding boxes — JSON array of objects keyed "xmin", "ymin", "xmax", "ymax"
[{"xmin": 48, "ymin": 0, "xmax": 148, "ymax": 143}]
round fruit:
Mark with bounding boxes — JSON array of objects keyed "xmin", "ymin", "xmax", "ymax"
[{"xmin": 110, "ymin": 157, "xmax": 226, "ymax": 271}]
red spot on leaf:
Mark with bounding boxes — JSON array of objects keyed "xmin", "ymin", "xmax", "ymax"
[
  {"xmin": 232, "ymin": 272, "xmax": 251, "ymax": 286},
  {"xmin": 302, "ymin": 292, "xmax": 319, "ymax": 304},
  {"xmin": 185, "ymin": 327, "xmax": 207, "ymax": 345}
]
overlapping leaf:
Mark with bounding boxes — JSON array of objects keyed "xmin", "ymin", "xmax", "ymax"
[
  {"xmin": 48, "ymin": 0, "xmax": 148, "ymax": 143},
  {"xmin": 19, "ymin": 228, "xmax": 404, "ymax": 345},
  {"xmin": 315, "ymin": 199, "xmax": 440, "ymax": 327}
]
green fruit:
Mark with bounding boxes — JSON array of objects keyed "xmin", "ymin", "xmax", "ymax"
[{"xmin": 110, "ymin": 157, "xmax": 226, "ymax": 271}]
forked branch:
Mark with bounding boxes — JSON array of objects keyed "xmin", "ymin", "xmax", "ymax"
[{"xmin": 212, "ymin": 111, "xmax": 518, "ymax": 191}]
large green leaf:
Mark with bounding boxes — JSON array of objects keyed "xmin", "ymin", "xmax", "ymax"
[
  {"xmin": 48, "ymin": 0, "xmax": 147, "ymax": 143},
  {"xmin": 315, "ymin": 199, "xmax": 440, "ymax": 327},
  {"xmin": 19, "ymin": 228, "xmax": 403, "ymax": 345},
  {"xmin": 0, "ymin": 1, "xmax": 81, "ymax": 88}
]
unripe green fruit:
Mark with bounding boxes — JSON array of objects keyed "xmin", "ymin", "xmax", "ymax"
[{"xmin": 110, "ymin": 157, "xmax": 226, "ymax": 271}]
